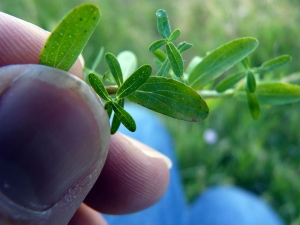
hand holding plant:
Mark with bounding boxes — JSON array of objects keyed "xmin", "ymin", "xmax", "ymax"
[
  {"xmin": 0, "ymin": 10, "xmax": 170, "ymax": 225},
  {"xmin": 0, "ymin": 2, "xmax": 298, "ymax": 224}
]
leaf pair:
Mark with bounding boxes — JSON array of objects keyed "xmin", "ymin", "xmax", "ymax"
[
  {"xmin": 216, "ymin": 54, "xmax": 292, "ymax": 119},
  {"xmin": 236, "ymin": 82, "xmax": 300, "ymax": 105},
  {"xmin": 90, "ymin": 53, "xmax": 152, "ymax": 134},
  {"xmin": 234, "ymin": 81, "xmax": 300, "ymax": 119},
  {"xmin": 105, "ymin": 53, "xmax": 152, "ymax": 99},
  {"xmin": 88, "ymin": 72, "xmax": 135, "ymax": 134},
  {"xmin": 216, "ymin": 55, "xmax": 292, "ymax": 93},
  {"xmin": 106, "ymin": 99, "xmax": 136, "ymax": 134}
]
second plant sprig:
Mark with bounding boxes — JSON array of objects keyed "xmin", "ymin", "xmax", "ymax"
[
  {"xmin": 38, "ymin": 3, "xmax": 299, "ymax": 134},
  {"xmin": 149, "ymin": 9, "xmax": 192, "ymax": 79}
]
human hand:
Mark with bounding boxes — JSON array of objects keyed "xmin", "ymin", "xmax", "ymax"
[{"xmin": 0, "ymin": 12, "xmax": 171, "ymax": 225}]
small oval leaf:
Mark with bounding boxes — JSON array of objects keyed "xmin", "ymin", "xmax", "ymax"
[
  {"xmin": 188, "ymin": 37, "xmax": 259, "ymax": 89},
  {"xmin": 156, "ymin": 9, "xmax": 172, "ymax": 39},
  {"xmin": 111, "ymin": 115, "xmax": 121, "ymax": 134},
  {"xmin": 40, "ymin": 3, "xmax": 100, "ymax": 71},
  {"xmin": 149, "ymin": 39, "xmax": 167, "ymax": 52},
  {"xmin": 126, "ymin": 77, "xmax": 209, "ymax": 121},
  {"xmin": 112, "ymin": 101, "xmax": 136, "ymax": 132},
  {"xmin": 177, "ymin": 41, "xmax": 193, "ymax": 53},
  {"xmin": 105, "ymin": 53, "xmax": 123, "ymax": 87},
  {"xmin": 88, "ymin": 73, "xmax": 111, "ymax": 101},
  {"xmin": 216, "ymin": 71, "xmax": 246, "ymax": 92},
  {"xmin": 246, "ymin": 90, "xmax": 260, "ymax": 120},
  {"xmin": 168, "ymin": 28, "xmax": 181, "ymax": 42},
  {"xmin": 246, "ymin": 71, "xmax": 256, "ymax": 93},
  {"xmin": 117, "ymin": 65, "xmax": 152, "ymax": 99},
  {"xmin": 166, "ymin": 42, "xmax": 184, "ymax": 77},
  {"xmin": 110, "ymin": 99, "xmax": 124, "ymax": 134},
  {"xmin": 156, "ymin": 59, "xmax": 171, "ymax": 77},
  {"xmin": 258, "ymin": 55, "xmax": 292, "ymax": 73}
]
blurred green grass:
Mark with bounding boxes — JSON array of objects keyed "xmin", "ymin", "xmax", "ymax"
[{"xmin": 1, "ymin": 0, "xmax": 300, "ymax": 224}]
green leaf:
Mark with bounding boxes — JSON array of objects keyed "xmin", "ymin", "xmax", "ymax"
[
  {"xmin": 241, "ymin": 57, "xmax": 250, "ymax": 69},
  {"xmin": 177, "ymin": 41, "xmax": 193, "ymax": 53},
  {"xmin": 168, "ymin": 28, "xmax": 181, "ymax": 42},
  {"xmin": 127, "ymin": 77, "xmax": 209, "ymax": 121},
  {"xmin": 149, "ymin": 40, "xmax": 167, "ymax": 52},
  {"xmin": 188, "ymin": 37, "xmax": 259, "ymax": 89},
  {"xmin": 246, "ymin": 90, "xmax": 260, "ymax": 120},
  {"xmin": 110, "ymin": 99, "xmax": 124, "ymax": 134},
  {"xmin": 40, "ymin": 3, "xmax": 100, "ymax": 71},
  {"xmin": 246, "ymin": 71, "xmax": 256, "ymax": 93},
  {"xmin": 112, "ymin": 101, "xmax": 136, "ymax": 132},
  {"xmin": 152, "ymin": 49, "xmax": 167, "ymax": 63},
  {"xmin": 257, "ymin": 55, "xmax": 292, "ymax": 73},
  {"xmin": 166, "ymin": 42, "xmax": 184, "ymax": 77},
  {"xmin": 88, "ymin": 73, "xmax": 111, "ymax": 101},
  {"xmin": 257, "ymin": 82, "xmax": 300, "ymax": 105},
  {"xmin": 156, "ymin": 9, "xmax": 172, "ymax": 39},
  {"xmin": 111, "ymin": 115, "xmax": 121, "ymax": 134},
  {"xmin": 105, "ymin": 53, "xmax": 123, "ymax": 87},
  {"xmin": 216, "ymin": 71, "xmax": 246, "ymax": 92},
  {"xmin": 117, "ymin": 51, "xmax": 137, "ymax": 80},
  {"xmin": 116, "ymin": 65, "xmax": 152, "ymax": 99},
  {"xmin": 156, "ymin": 59, "xmax": 171, "ymax": 77}
]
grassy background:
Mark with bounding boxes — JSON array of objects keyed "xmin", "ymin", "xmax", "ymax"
[{"xmin": 1, "ymin": 0, "xmax": 300, "ymax": 224}]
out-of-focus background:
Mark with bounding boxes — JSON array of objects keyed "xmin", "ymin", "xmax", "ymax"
[{"xmin": 1, "ymin": 0, "xmax": 300, "ymax": 223}]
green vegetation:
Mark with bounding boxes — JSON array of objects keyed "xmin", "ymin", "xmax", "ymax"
[{"xmin": 1, "ymin": 0, "xmax": 300, "ymax": 223}]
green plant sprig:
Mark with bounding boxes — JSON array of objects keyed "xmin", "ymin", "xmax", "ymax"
[{"xmin": 39, "ymin": 3, "xmax": 298, "ymax": 133}]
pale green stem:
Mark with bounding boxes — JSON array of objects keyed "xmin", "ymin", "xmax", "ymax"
[{"xmin": 91, "ymin": 47, "xmax": 104, "ymax": 71}]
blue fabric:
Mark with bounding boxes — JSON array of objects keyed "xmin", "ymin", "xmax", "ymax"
[{"xmin": 103, "ymin": 104, "xmax": 285, "ymax": 225}]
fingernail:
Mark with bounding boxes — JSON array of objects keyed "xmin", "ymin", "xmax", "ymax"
[
  {"xmin": 141, "ymin": 149, "xmax": 173, "ymax": 169},
  {"xmin": 0, "ymin": 65, "xmax": 110, "ymax": 211},
  {"xmin": 120, "ymin": 134, "xmax": 172, "ymax": 169}
]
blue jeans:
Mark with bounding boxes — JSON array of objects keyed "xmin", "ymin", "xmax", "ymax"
[{"xmin": 103, "ymin": 104, "xmax": 285, "ymax": 225}]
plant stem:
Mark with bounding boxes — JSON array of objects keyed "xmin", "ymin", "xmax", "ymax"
[
  {"xmin": 198, "ymin": 89, "xmax": 234, "ymax": 99},
  {"xmin": 106, "ymin": 85, "xmax": 118, "ymax": 95}
]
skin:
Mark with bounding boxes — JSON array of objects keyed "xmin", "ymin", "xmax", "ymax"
[{"xmin": 0, "ymin": 12, "xmax": 170, "ymax": 225}]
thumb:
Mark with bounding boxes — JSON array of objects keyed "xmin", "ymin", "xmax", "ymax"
[{"xmin": 0, "ymin": 64, "xmax": 110, "ymax": 224}]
